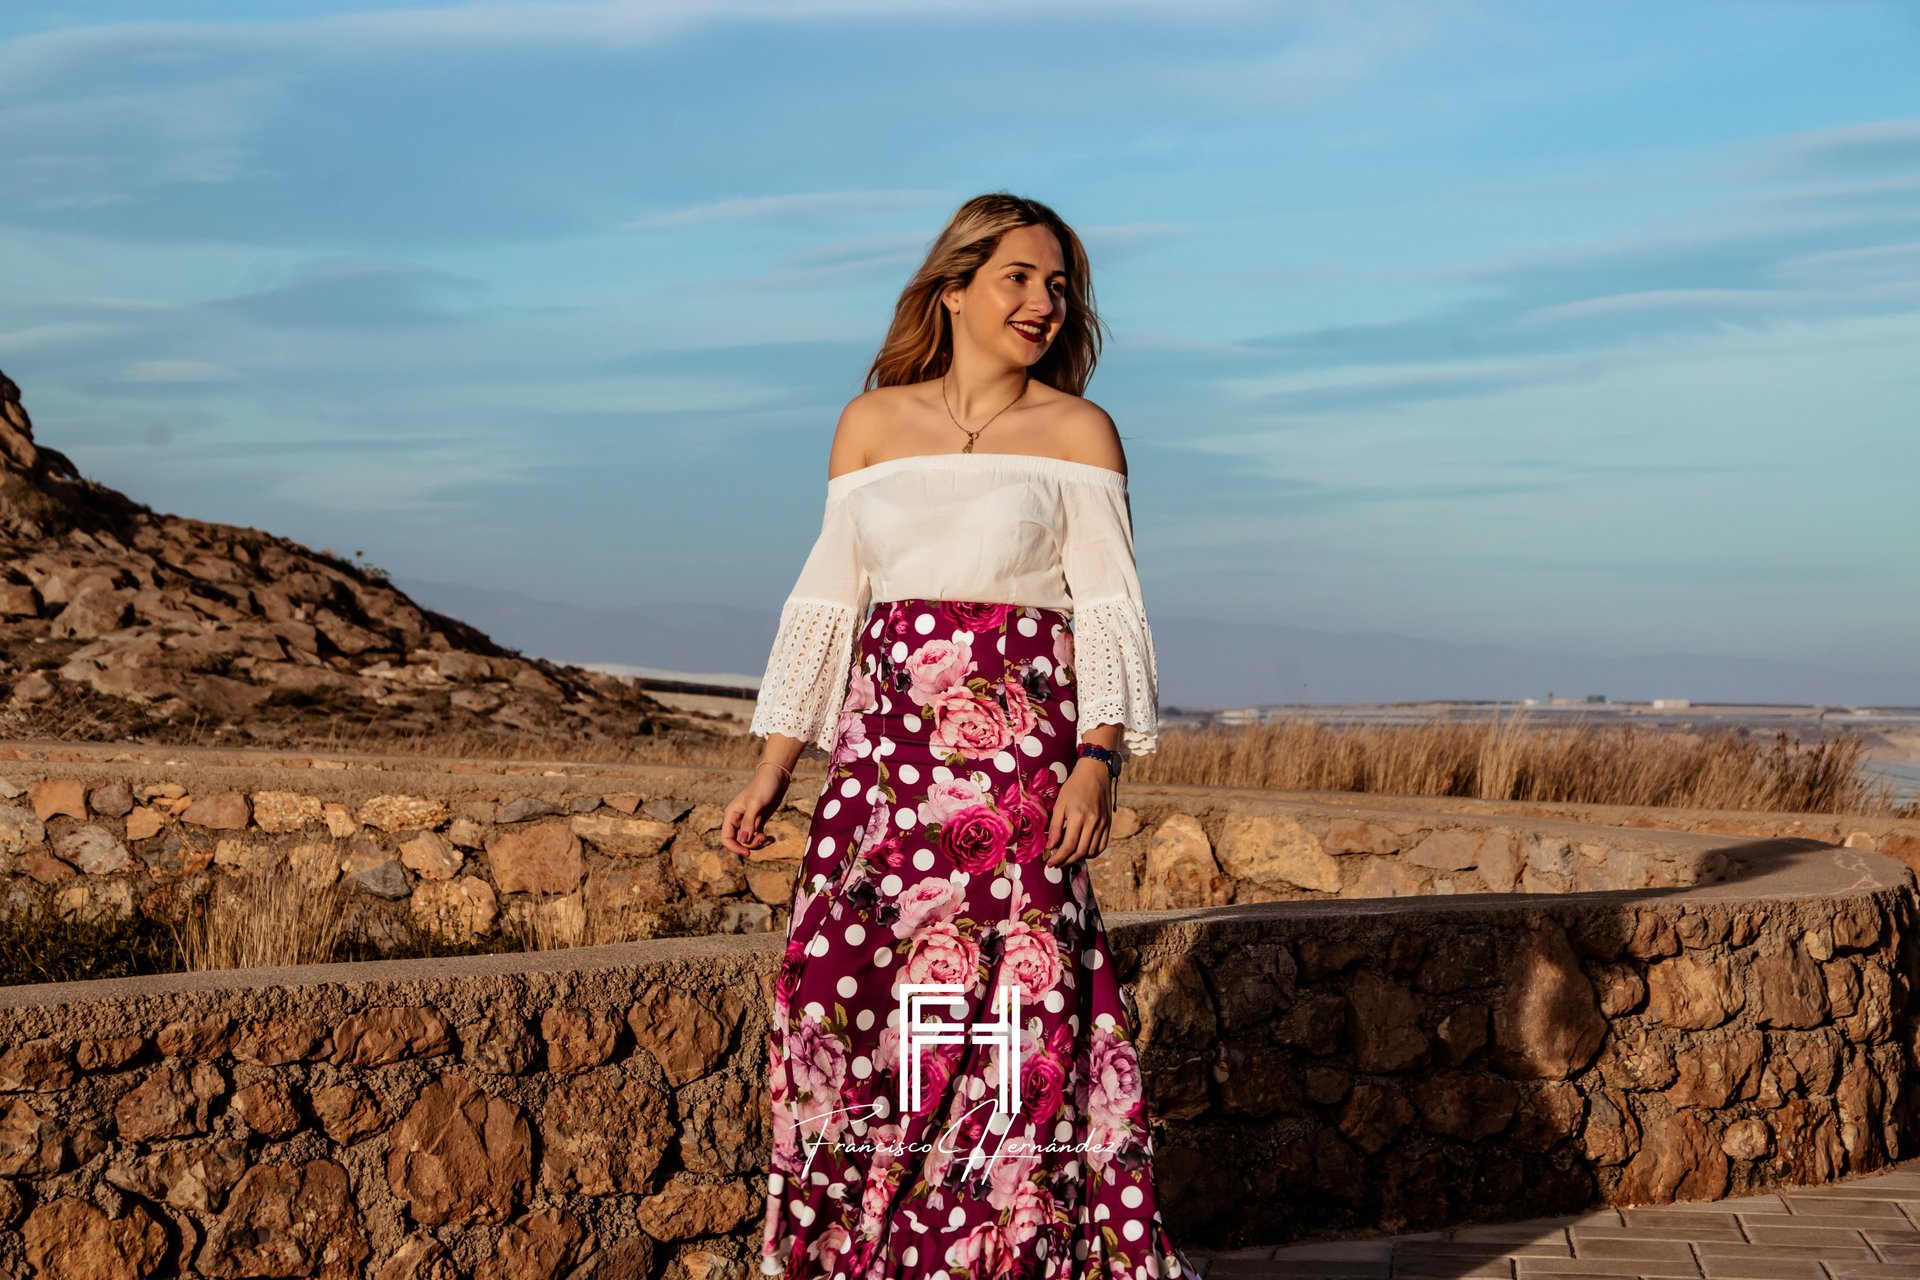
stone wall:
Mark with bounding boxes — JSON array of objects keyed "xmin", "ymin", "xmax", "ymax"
[
  {"xmin": 4, "ymin": 748, "xmax": 1916, "ymax": 957},
  {"xmin": 0, "ymin": 836, "xmax": 1912, "ymax": 1276},
  {"xmin": 1136, "ymin": 844, "xmax": 1920, "ymax": 1242}
]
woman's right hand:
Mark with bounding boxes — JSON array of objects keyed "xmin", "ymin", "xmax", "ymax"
[{"xmin": 722, "ymin": 761, "xmax": 792, "ymax": 857}]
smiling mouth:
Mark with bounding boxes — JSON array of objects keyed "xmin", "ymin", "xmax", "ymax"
[{"xmin": 1010, "ymin": 321, "xmax": 1046, "ymax": 344}]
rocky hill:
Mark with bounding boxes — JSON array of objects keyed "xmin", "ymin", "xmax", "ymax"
[{"xmin": 0, "ymin": 369, "xmax": 693, "ymax": 749}]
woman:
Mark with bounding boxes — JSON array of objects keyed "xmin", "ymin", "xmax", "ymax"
[{"xmin": 723, "ymin": 192, "xmax": 1197, "ymax": 1280}]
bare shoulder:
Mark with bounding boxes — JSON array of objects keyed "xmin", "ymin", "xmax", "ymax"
[
  {"xmin": 828, "ymin": 388, "xmax": 900, "ymax": 479},
  {"xmin": 1047, "ymin": 394, "xmax": 1126, "ymax": 476}
]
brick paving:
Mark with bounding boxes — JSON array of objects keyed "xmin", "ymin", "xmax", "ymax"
[{"xmin": 1181, "ymin": 1159, "xmax": 1920, "ymax": 1279}]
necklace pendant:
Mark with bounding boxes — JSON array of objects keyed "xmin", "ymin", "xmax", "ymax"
[{"xmin": 961, "ymin": 438, "xmax": 974, "ymax": 454}]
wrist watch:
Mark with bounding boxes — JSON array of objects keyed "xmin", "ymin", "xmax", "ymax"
[
  {"xmin": 1076, "ymin": 742, "xmax": 1122, "ymax": 809},
  {"xmin": 1076, "ymin": 742, "xmax": 1120, "ymax": 775}
]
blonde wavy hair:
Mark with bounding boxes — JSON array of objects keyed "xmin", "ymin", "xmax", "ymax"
[{"xmin": 865, "ymin": 192, "xmax": 1106, "ymax": 396}]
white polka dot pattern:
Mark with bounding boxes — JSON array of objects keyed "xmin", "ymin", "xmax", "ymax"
[{"xmin": 759, "ymin": 596, "xmax": 1195, "ymax": 1280}]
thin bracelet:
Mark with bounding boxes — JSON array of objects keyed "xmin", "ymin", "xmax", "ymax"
[{"xmin": 757, "ymin": 760, "xmax": 794, "ymax": 783}]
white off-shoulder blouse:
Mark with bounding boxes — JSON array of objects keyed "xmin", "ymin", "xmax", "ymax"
[{"xmin": 748, "ymin": 452, "xmax": 1160, "ymax": 761}]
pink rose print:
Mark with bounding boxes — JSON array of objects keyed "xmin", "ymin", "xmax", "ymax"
[
  {"xmin": 862, "ymin": 831, "xmax": 907, "ymax": 873},
  {"xmin": 1088, "ymin": 1024, "xmax": 1143, "ymax": 1116},
  {"xmin": 1020, "ymin": 1038, "xmax": 1067, "ymax": 1130},
  {"xmin": 874, "ymin": 1021, "xmax": 902, "ymax": 1081},
  {"xmin": 860, "ymin": 803, "xmax": 891, "ymax": 853},
  {"xmin": 985, "ymin": 1138, "xmax": 1031, "ymax": 1208},
  {"xmin": 1005, "ymin": 1179, "xmax": 1055, "ymax": 1248},
  {"xmin": 892, "ymin": 875, "xmax": 966, "ymax": 939},
  {"xmin": 998, "ymin": 780, "xmax": 1050, "ymax": 864},
  {"xmin": 902, "ymin": 920, "xmax": 981, "ymax": 989},
  {"xmin": 758, "ymin": 598, "xmax": 1198, "ymax": 1280},
  {"xmin": 789, "ymin": 1019, "xmax": 851, "ymax": 1117},
  {"xmin": 950, "ymin": 1099, "xmax": 993, "ymax": 1172},
  {"xmin": 983, "ymin": 1020, "xmax": 1065, "ymax": 1134},
  {"xmin": 917, "ymin": 775, "xmax": 989, "ymax": 825},
  {"xmin": 831, "ymin": 712, "xmax": 869, "ymax": 767},
  {"xmin": 999, "ymin": 670, "xmax": 1039, "ymax": 739},
  {"xmin": 846, "ymin": 661, "xmax": 877, "ymax": 712},
  {"xmin": 882, "ymin": 599, "xmax": 917, "ymax": 641},
  {"xmin": 1069, "ymin": 860, "xmax": 1093, "ymax": 908},
  {"xmin": 771, "ymin": 932, "xmax": 810, "ymax": 1020},
  {"xmin": 1004, "ymin": 871, "xmax": 1036, "ymax": 920},
  {"xmin": 795, "ymin": 1089, "xmax": 852, "ymax": 1148},
  {"xmin": 923, "ymin": 1119, "xmax": 959, "ymax": 1188},
  {"xmin": 998, "ymin": 921, "xmax": 1064, "ymax": 1003},
  {"xmin": 928, "ymin": 685, "xmax": 1014, "ymax": 760},
  {"xmin": 857, "ymin": 1158, "xmax": 901, "ymax": 1241},
  {"xmin": 943, "ymin": 601, "xmax": 1013, "ymax": 631},
  {"xmin": 904, "ymin": 635, "xmax": 975, "ymax": 704},
  {"xmin": 859, "ymin": 806, "xmax": 911, "ymax": 873},
  {"xmin": 769, "ymin": 1038, "xmax": 799, "ymax": 1165},
  {"xmin": 940, "ymin": 804, "xmax": 1013, "ymax": 874},
  {"xmin": 1085, "ymin": 1023, "xmax": 1144, "ymax": 1169},
  {"xmin": 771, "ymin": 1112, "xmax": 799, "ymax": 1166},
  {"xmin": 945, "ymin": 1219, "xmax": 1018, "ymax": 1280},
  {"xmin": 809, "ymin": 1221, "xmax": 855, "ymax": 1273},
  {"xmin": 1048, "ymin": 1019, "xmax": 1075, "ymax": 1058},
  {"xmin": 868, "ymin": 1120, "xmax": 906, "ymax": 1175},
  {"xmin": 910, "ymin": 1039, "xmax": 963, "ymax": 1121}
]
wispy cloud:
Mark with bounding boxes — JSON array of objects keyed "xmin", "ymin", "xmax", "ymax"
[
  {"xmin": 1230, "ymin": 127, "xmax": 1920, "ymax": 406},
  {"xmin": 109, "ymin": 359, "xmax": 241, "ymax": 384},
  {"xmin": 1770, "ymin": 239, "xmax": 1920, "ymax": 287},
  {"xmin": 1516, "ymin": 288, "xmax": 1804, "ymax": 325},
  {"xmin": 1, "ymin": 1, "xmax": 1914, "ymax": 684},
  {"xmin": 0, "ymin": 0, "xmax": 1221, "ymax": 75},
  {"xmin": 0, "ymin": 321, "xmax": 126, "ymax": 351},
  {"xmin": 206, "ymin": 261, "xmax": 482, "ymax": 331},
  {"xmin": 1135, "ymin": 0, "xmax": 1473, "ymax": 106},
  {"xmin": 623, "ymin": 189, "xmax": 949, "ymax": 230},
  {"xmin": 1751, "ymin": 117, "xmax": 1920, "ymax": 173},
  {"xmin": 716, "ymin": 220, "xmax": 1194, "ymax": 292},
  {"xmin": 719, "ymin": 232, "xmax": 935, "ymax": 290}
]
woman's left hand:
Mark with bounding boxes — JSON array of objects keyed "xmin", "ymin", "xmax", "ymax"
[{"xmin": 1043, "ymin": 761, "xmax": 1112, "ymax": 868}]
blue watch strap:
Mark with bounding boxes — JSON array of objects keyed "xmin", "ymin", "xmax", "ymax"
[{"xmin": 1076, "ymin": 742, "xmax": 1121, "ymax": 776}]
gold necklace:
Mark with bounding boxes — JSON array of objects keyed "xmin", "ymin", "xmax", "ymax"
[{"xmin": 942, "ymin": 371, "xmax": 1028, "ymax": 453}]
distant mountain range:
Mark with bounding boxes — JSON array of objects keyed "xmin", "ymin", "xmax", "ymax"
[{"xmin": 392, "ymin": 576, "xmax": 1914, "ymax": 709}]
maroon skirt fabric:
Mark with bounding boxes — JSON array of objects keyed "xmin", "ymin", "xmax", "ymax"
[{"xmin": 759, "ymin": 597, "xmax": 1197, "ymax": 1280}]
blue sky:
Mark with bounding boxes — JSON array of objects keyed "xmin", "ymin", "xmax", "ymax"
[{"xmin": 2, "ymin": 1, "xmax": 1916, "ymax": 696}]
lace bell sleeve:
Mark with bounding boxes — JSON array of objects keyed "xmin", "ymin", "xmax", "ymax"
[
  {"xmin": 748, "ymin": 486, "xmax": 871, "ymax": 757},
  {"xmin": 1059, "ymin": 474, "xmax": 1161, "ymax": 760}
]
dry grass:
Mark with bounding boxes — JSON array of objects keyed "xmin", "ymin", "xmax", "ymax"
[
  {"xmin": 320, "ymin": 707, "xmax": 1919, "ymax": 819},
  {"xmin": 179, "ymin": 870, "xmax": 349, "ymax": 972},
  {"xmin": 7, "ymin": 685, "xmax": 1913, "ymax": 820},
  {"xmin": 6, "ymin": 697, "xmax": 1909, "ymax": 985},
  {"xmin": 1124, "ymin": 707, "xmax": 1918, "ymax": 818},
  {"xmin": 0, "ymin": 684, "xmax": 148, "ymax": 744},
  {"xmin": 281, "ymin": 717, "xmax": 745, "ymax": 767},
  {"xmin": 507, "ymin": 891, "xmax": 673, "ymax": 951}
]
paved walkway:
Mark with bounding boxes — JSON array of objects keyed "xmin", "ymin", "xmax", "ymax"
[{"xmin": 1183, "ymin": 1159, "xmax": 1920, "ymax": 1279}]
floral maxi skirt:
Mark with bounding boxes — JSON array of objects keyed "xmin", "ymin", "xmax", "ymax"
[{"xmin": 759, "ymin": 597, "xmax": 1199, "ymax": 1280}]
